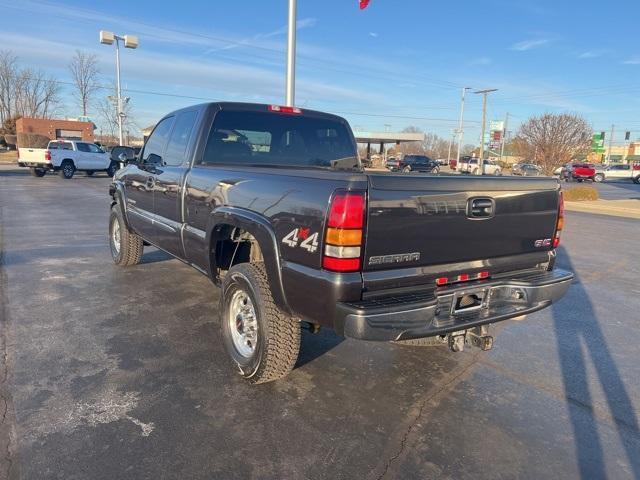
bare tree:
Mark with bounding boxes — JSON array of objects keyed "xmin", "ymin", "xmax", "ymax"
[
  {"xmin": 96, "ymin": 86, "xmax": 136, "ymax": 144},
  {"xmin": 69, "ymin": 50, "xmax": 100, "ymax": 116},
  {"xmin": 514, "ymin": 113, "xmax": 592, "ymax": 174},
  {"xmin": 13, "ymin": 68, "xmax": 60, "ymax": 118},
  {"xmin": 0, "ymin": 50, "xmax": 18, "ymax": 123},
  {"xmin": 394, "ymin": 127, "xmax": 450, "ymax": 158}
]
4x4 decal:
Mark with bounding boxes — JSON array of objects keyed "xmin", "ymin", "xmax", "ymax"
[{"xmin": 282, "ymin": 228, "xmax": 319, "ymax": 253}]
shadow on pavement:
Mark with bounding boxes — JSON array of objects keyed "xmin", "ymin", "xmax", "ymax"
[{"xmin": 553, "ymin": 247, "xmax": 640, "ymax": 479}]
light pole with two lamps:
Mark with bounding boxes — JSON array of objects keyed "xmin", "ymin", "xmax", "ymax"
[{"xmin": 99, "ymin": 30, "xmax": 138, "ymax": 146}]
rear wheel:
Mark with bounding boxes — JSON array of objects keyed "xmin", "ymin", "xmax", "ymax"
[
  {"xmin": 403, "ymin": 166, "xmax": 411, "ymax": 173},
  {"xmin": 431, "ymin": 166, "xmax": 440, "ymax": 174},
  {"xmin": 60, "ymin": 160, "xmax": 75, "ymax": 179},
  {"xmin": 220, "ymin": 262, "xmax": 300, "ymax": 384},
  {"xmin": 30, "ymin": 167, "xmax": 46, "ymax": 177},
  {"xmin": 109, "ymin": 206, "xmax": 143, "ymax": 266}
]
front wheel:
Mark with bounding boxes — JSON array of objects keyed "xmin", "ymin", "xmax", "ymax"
[
  {"xmin": 220, "ymin": 262, "xmax": 301, "ymax": 384},
  {"xmin": 30, "ymin": 167, "xmax": 46, "ymax": 177},
  {"xmin": 109, "ymin": 206, "xmax": 143, "ymax": 266},
  {"xmin": 633, "ymin": 175, "xmax": 640, "ymax": 184},
  {"xmin": 403, "ymin": 166, "xmax": 411, "ymax": 173},
  {"xmin": 431, "ymin": 167, "xmax": 440, "ymax": 174}
]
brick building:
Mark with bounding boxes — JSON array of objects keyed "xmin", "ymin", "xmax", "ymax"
[{"xmin": 16, "ymin": 118, "xmax": 95, "ymax": 142}]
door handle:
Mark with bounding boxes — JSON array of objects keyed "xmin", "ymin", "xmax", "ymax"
[{"xmin": 145, "ymin": 176, "xmax": 155, "ymax": 190}]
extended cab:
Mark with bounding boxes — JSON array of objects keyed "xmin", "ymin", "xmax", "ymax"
[
  {"xmin": 18, "ymin": 140, "xmax": 119, "ymax": 178},
  {"xmin": 108, "ymin": 102, "xmax": 573, "ymax": 384}
]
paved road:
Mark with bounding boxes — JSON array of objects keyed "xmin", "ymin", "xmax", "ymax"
[{"xmin": 1, "ymin": 170, "xmax": 639, "ymax": 479}]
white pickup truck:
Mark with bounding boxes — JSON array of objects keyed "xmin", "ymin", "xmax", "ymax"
[{"xmin": 18, "ymin": 140, "xmax": 119, "ymax": 179}]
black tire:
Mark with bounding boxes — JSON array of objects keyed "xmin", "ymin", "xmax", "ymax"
[
  {"xmin": 403, "ymin": 166, "xmax": 411, "ymax": 173},
  {"xmin": 107, "ymin": 161, "xmax": 119, "ymax": 178},
  {"xmin": 220, "ymin": 262, "xmax": 300, "ymax": 384},
  {"xmin": 594, "ymin": 173, "xmax": 604, "ymax": 183},
  {"xmin": 431, "ymin": 167, "xmax": 440, "ymax": 174},
  {"xmin": 30, "ymin": 167, "xmax": 46, "ymax": 177},
  {"xmin": 86, "ymin": 171, "xmax": 94, "ymax": 176},
  {"xmin": 109, "ymin": 205, "xmax": 143, "ymax": 266},
  {"xmin": 633, "ymin": 175, "xmax": 640, "ymax": 184},
  {"xmin": 60, "ymin": 160, "xmax": 75, "ymax": 179},
  {"xmin": 393, "ymin": 336, "xmax": 448, "ymax": 347}
]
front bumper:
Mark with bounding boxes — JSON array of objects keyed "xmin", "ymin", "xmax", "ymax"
[{"xmin": 337, "ymin": 269, "xmax": 573, "ymax": 341}]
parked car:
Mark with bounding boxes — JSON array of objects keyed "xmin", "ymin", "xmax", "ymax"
[
  {"xmin": 109, "ymin": 145, "xmax": 139, "ymax": 163},
  {"xmin": 449, "ymin": 158, "xmax": 458, "ymax": 170},
  {"xmin": 566, "ymin": 163, "xmax": 596, "ymax": 182},
  {"xmin": 513, "ymin": 163, "xmax": 542, "ymax": 176},
  {"xmin": 456, "ymin": 156, "xmax": 473, "ymax": 173},
  {"xmin": 17, "ymin": 140, "xmax": 119, "ymax": 178},
  {"xmin": 388, "ymin": 154, "xmax": 440, "ymax": 173},
  {"xmin": 108, "ymin": 102, "xmax": 573, "ymax": 384},
  {"xmin": 435, "ymin": 158, "xmax": 448, "ymax": 166},
  {"xmin": 467, "ymin": 158, "xmax": 502, "ymax": 176},
  {"xmin": 599, "ymin": 163, "xmax": 640, "ymax": 183}
]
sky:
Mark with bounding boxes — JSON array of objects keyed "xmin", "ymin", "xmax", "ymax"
[{"xmin": 2, "ymin": 0, "xmax": 640, "ymax": 146}]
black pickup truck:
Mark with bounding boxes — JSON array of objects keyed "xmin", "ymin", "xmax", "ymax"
[{"xmin": 108, "ymin": 102, "xmax": 573, "ymax": 384}]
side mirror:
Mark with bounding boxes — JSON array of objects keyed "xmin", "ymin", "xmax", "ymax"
[
  {"xmin": 146, "ymin": 153, "xmax": 162, "ymax": 166},
  {"xmin": 118, "ymin": 152, "xmax": 128, "ymax": 163}
]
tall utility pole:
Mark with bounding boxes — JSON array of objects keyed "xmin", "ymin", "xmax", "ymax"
[
  {"xmin": 606, "ymin": 124, "xmax": 615, "ymax": 164},
  {"xmin": 285, "ymin": 0, "xmax": 297, "ymax": 106},
  {"xmin": 499, "ymin": 112, "xmax": 509, "ymax": 163},
  {"xmin": 475, "ymin": 88, "xmax": 498, "ymax": 175},
  {"xmin": 447, "ymin": 129, "xmax": 455, "ymax": 163},
  {"xmin": 455, "ymin": 87, "xmax": 472, "ymax": 164}
]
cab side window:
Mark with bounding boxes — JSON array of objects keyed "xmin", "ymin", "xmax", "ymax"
[
  {"xmin": 76, "ymin": 143, "xmax": 90, "ymax": 153},
  {"xmin": 142, "ymin": 116, "xmax": 175, "ymax": 164}
]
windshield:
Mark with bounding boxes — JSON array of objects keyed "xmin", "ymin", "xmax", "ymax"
[{"xmin": 201, "ymin": 110, "xmax": 360, "ymax": 170}]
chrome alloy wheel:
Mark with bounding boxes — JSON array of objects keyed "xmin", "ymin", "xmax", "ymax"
[
  {"xmin": 228, "ymin": 289, "xmax": 258, "ymax": 358},
  {"xmin": 111, "ymin": 217, "xmax": 121, "ymax": 254}
]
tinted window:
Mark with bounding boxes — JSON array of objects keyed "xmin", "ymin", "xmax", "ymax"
[
  {"xmin": 164, "ymin": 110, "xmax": 198, "ymax": 166},
  {"xmin": 76, "ymin": 143, "xmax": 90, "ymax": 152},
  {"xmin": 87, "ymin": 143, "xmax": 102, "ymax": 153},
  {"xmin": 200, "ymin": 110, "xmax": 357, "ymax": 170},
  {"xmin": 48, "ymin": 141, "xmax": 73, "ymax": 150},
  {"xmin": 142, "ymin": 116, "xmax": 175, "ymax": 163}
]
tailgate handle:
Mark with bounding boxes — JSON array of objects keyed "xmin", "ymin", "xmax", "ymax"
[{"xmin": 468, "ymin": 198, "xmax": 494, "ymax": 218}]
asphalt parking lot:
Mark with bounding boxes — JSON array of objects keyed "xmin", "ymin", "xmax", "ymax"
[{"xmin": 1, "ymin": 169, "xmax": 639, "ymax": 479}]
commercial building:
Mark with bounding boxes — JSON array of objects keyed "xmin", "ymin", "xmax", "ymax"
[{"xmin": 15, "ymin": 118, "xmax": 95, "ymax": 142}]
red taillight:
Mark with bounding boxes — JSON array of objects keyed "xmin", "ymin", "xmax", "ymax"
[
  {"xmin": 44, "ymin": 150, "xmax": 51, "ymax": 161},
  {"xmin": 323, "ymin": 191, "xmax": 365, "ymax": 273},
  {"xmin": 553, "ymin": 192, "xmax": 564, "ymax": 248},
  {"xmin": 268, "ymin": 105, "xmax": 302, "ymax": 114},
  {"xmin": 328, "ymin": 192, "xmax": 365, "ymax": 228},
  {"xmin": 436, "ymin": 277, "xmax": 448, "ymax": 286}
]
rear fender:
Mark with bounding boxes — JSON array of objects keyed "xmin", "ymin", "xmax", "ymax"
[{"xmin": 206, "ymin": 206, "xmax": 290, "ymax": 314}]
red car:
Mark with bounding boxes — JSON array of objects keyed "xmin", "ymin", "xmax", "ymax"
[{"xmin": 565, "ymin": 163, "xmax": 596, "ymax": 182}]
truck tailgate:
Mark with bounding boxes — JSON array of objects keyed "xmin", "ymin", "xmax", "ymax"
[
  {"xmin": 364, "ymin": 174, "xmax": 560, "ymax": 273},
  {"xmin": 18, "ymin": 147, "xmax": 48, "ymax": 163}
]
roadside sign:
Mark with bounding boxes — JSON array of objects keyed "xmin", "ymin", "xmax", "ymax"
[{"xmin": 591, "ymin": 133, "xmax": 605, "ymax": 153}]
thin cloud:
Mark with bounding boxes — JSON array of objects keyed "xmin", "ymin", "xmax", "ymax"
[
  {"xmin": 578, "ymin": 50, "xmax": 605, "ymax": 59},
  {"xmin": 469, "ymin": 57, "xmax": 491, "ymax": 66},
  {"xmin": 623, "ymin": 56, "xmax": 640, "ymax": 65},
  {"xmin": 369, "ymin": 32, "xmax": 379, "ymax": 38},
  {"xmin": 510, "ymin": 38, "xmax": 552, "ymax": 51}
]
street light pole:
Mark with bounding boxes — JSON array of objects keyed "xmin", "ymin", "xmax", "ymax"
[
  {"xmin": 455, "ymin": 87, "xmax": 471, "ymax": 165},
  {"xmin": 499, "ymin": 112, "xmax": 509, "ymax": 163},
  {"xmin": 100, "ymin": 31, "xmax": 138, "ymax": 146},
  {"xmin": 606, "ymin": 124, "xmax": 615, "ymax": 165},
  {"xmin": 475, "ymin": 88, "xmax": 498, "ymax": 175},
  {"xmin": 114, "ymin": 37, "xmax": 124, "ymax": 146},
  {"xmin": 285, "ymin": 0, "xmax": 297, "ymax": 106}
]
